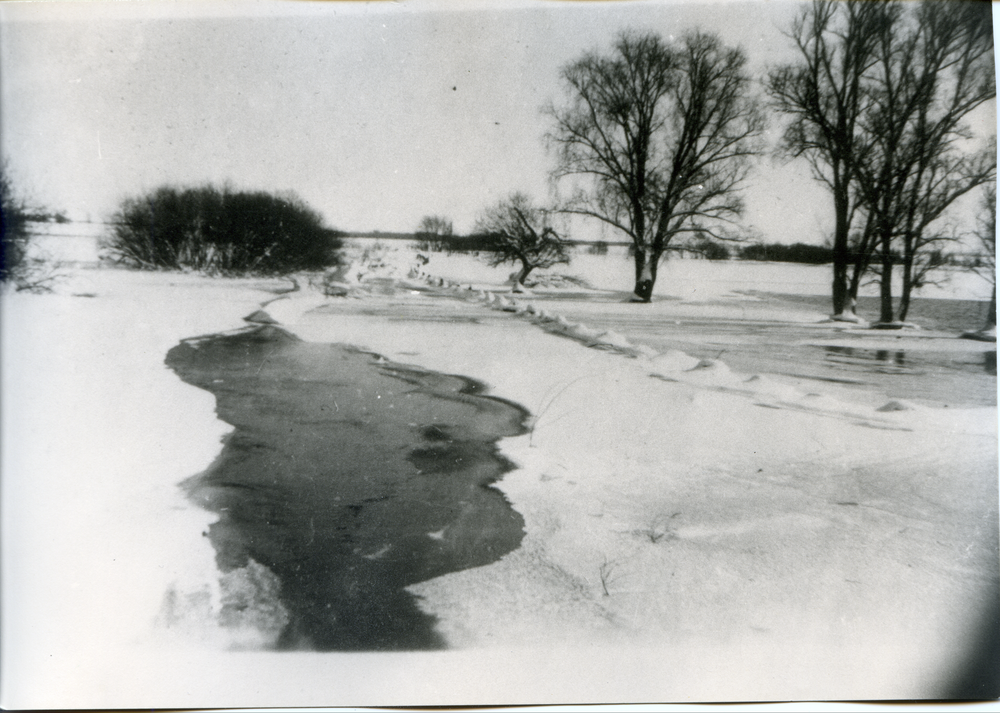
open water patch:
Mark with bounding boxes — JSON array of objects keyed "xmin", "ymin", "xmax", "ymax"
[{"xmin": 165, "ymin": 325, "xmax": 529, "ymax": 650}]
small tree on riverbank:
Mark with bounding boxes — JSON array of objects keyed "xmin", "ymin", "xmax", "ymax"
[
  {"xmin": 106, "ymin": 185, "xmax": 343, "ymax": 275},
  {"xmin": 415, "ymin": 215, "xmax": 454, "ymax": 252},
  {"xmin": 474, "ymin": 192, "xmax": 570, "ymax": 291}
]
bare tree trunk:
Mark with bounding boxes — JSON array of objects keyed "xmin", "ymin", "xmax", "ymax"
[
  {"xmin": 879, "ymin": 237, "xmax": 895, "ymax": 324},
  {"xmin": 515, "ymin": 261, "xmax": 533, "ymax": 291},
  {"xmin": 633, "ymin": 242, "xmax": 645, "ymax": 286},
  {"xmin": 987, "ymin": 284, "xmax": 996, "ymax": 330},
  {"xmin": 898, "ymin": 252, "xmax": 914, "ymax": 323},
  {"xmin": 844, "ymin": 212, "xmax": 877, "ymax": 321},
  {"xmin": 832, "ymin": 257, "xmax": 849, "ymax": 315},
  {"xmin": 831, "ymin": 187, "xmax": 851, "ymax": 315},
  {"xmin": 632, "ymin": 245, "xmax": 658, "ymax": 302},
  {"xmin": 847, "ymin": 264, "xmax": 864, "ymax": 317}
]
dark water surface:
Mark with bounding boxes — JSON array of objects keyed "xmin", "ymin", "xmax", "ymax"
[
  {"xmin": 528, "ymin": 291, "xmax": 996, "ymax": 406},
  {"xmin": 166, "ymin": 326, "xmax": 529, "ymax": 650},
  {"xmin": 772, "ymin": 293, "xmax": 993, "ymax": 333}
]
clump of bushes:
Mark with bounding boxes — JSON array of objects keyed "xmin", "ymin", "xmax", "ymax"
[
  {"xmin": 739, "ymin": 242, "xmax": 833, "ymax": 264},
  {"xmin": 105, "ymin": 185, "xmax": 343, "ymax": 274},
  {"xmin": 1, "ymin": 163, "xmax": 60, "ymax": 292},
  {"xmin": 1, "ymin": 167, "xmax": 30, "ymax": 284}
]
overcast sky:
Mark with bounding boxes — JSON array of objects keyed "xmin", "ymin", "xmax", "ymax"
[{"xmin": 1, "ymin": 0, "xmax": 995, "ymax": 243}]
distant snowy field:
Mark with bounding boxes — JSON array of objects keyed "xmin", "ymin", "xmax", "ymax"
[
  {"xmin": 417, "ymin": 243, "xmax": 993, "ymax": 302},
  {"xmin": 26, "ymin": 225, "xmax": 994, "ymax": 302}
]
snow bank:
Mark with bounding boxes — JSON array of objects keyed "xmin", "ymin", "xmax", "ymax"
[{"xmin": 1, "ymin": 268, "xmax": 284, "ymax": 705}]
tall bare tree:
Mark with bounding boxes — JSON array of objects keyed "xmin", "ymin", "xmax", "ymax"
[
  {"xmin": 474, "ymin": 192, "xmax": 570, "ymax": 291},
  {"xmin": 850, "ymin": 0, "xmax": 994, "ymax": 324},
  {"xmin": 894, "ymin": 145, "xmax": 995, "ymax": 322},
  {"xmin": 767, "ymin": 0, "xmax": 886, "ymax": 319},
  {"xmin": 547, "ymin": 30, "xmax": 764, "ymax": 302},
  {"xmin": 771, "ymin": 0, "xmax": 994, "ymax": 325}
]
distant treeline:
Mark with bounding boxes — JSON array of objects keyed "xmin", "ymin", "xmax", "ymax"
[
  {"xmin": 362, "ymin": 232, "xmax": 991, "ymax": 268},
  {"xmin": 738, "ymin": 242, "xmax": 833, "ymax": 264},
  {"xmin": 371, "ymin": 232, "xmax": 843, "ymax": 264},
  {"xmin": 407, "ymin": 233, "xmax": 511, "ymax": 254},
  {"xmin": 622, "ymin": 239, "xmax": 834, "ymax": 263}
]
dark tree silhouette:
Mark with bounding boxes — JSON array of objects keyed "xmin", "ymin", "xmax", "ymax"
[
  {"xmin": 856, "ymin": 0, "xmax": 995, "ymax": 323},
  {"xmin": 474, "ymin": 192, "xmax": 570, "ymax": 291},
  {"xmin": 0, "ymin": 161, "xmax": 30, "ymax": 284},
  {"xmin": 415, "ymin": 215, "xmax": 454, "ymax": 252},
  {"xmin": 767, "ymin": 0, "xmax": 885, "ymax": 319},
  {"xmin": 771, "ymin": 0, "xmax": 994, "ymax": 325},
  {"xmin": 547, "ymin": 30, "xmax": 764, "ymax": 302},
  {"xmin": 107, "ymin": 184, "xmax": 343, "ymax": 275},
  {"xmin": 1, "ymin": 160, "xmax": 60, "ymax": 292}
]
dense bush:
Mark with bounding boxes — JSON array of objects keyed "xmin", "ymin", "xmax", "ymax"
[
  {"xmin": 739, "ymin": 242, "xmax": 833, "ymax": 264},
  {"xmin": 105, "ymin": 185, "xmax": 343, "ymax": 274},
  {"xmin": 1, "ymin": 163, "xmax": 59, "ymax": 292},
  {"xmin": 0, "ymin": 166, "xmax": 30, "ymax": 283}
]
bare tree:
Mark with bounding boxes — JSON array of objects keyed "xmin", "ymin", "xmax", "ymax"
[
  {"xmin": 767, "ymin": 0, "xmax": 885, "ymax": 319},
  {"xmin": 852, "ymin": 0, "xmax": 994, "ymax": 325},
  {"xmin": 547, "ymin": 30, "xmax": 764, "ymax": 302},
  {"xmin": 970, "ymin": 183, "xmax": 996, "ymax": 337},
  {"xmin": 415, "ymin": 215, "xmax": 454, "ymax": 252},
  {"xmin": 771, "ymin": 0, "xmax": 994, "ymax": 325},
  {"xmin": 474, "ymin": 192, "xmax": 570, "ymax": 291},
  {"xmin": 894, "ymin": 145, "xmax": 995, "ymax": 322}
]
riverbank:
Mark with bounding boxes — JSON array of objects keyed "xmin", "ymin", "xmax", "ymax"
[{"xmin": 1, "ymin": 251, "xmax": 996, "ymax": 708}]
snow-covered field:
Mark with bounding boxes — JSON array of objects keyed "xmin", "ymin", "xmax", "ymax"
[{"xmin": 1, "ymin": 237, "xmax": 997, "ymax": 708}]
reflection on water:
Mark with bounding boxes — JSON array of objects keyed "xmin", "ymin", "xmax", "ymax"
[
  {"xmin": 806, "ymin": 344, "xmax": 997, "ymax": 406},
  {"xmin": 825, "ymin": 345, "xmax": 997, "ymax": 377},
  {"xmin": 876, "ymin": 350, "xmax": 905, "ymax": 366},
  {"xmin": 823, "ymin": 346, "xmax": 916, "ymax": 381},
  {"xmin": 825, "ymin": 346, "xmax": 912, "ymax": 374}
]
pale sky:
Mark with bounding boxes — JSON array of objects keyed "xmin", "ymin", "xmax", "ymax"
[{"xmin": 1, "ymin": 0, "xmax": 995, "ymax": 243}]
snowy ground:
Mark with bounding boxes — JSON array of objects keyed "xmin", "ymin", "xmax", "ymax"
[{"xmin": 1, "ymin": 237, "xmax": 997, "ymax": 708}]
